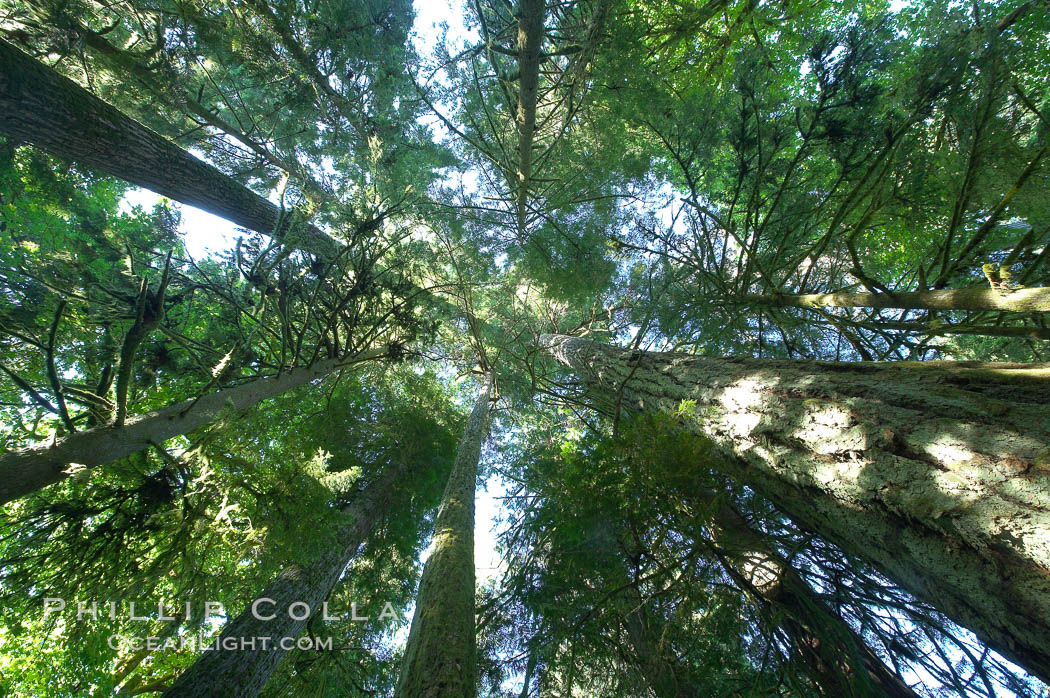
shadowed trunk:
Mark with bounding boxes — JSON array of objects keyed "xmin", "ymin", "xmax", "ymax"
[
  {"xmin": 742, "ymin": 288, "xmax": 1050, "ymax": 313},
  {"xmin": 540, "ymin": 333, "xmax": 1050, "ymax": 682},
  {"xmin": 395, "ymin": 377, "xmax": 492, "ymax": 698},
  {"xmin": 515, "ymin": 0, "xmax": 544, "ymax": 234},
  {"xmin": 621, "ymin": 590, "xmax": 704, "ymax": 698},
  {"xmin": 866, "ymin": 321, "xmax": 1050, "ymax": 341},
  {"xmin": 0, "ymin": 38, "xmax": 339, "ymax": 259},
  {"xmin": 0, "ymin": 349, "xmax": 386, "ymax": 505},
  {"xmin": 162, "ymin": 459, "xmax": 413, "ymax": 698}
]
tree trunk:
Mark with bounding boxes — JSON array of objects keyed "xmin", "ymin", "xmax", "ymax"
[
  {"xmin": 0, "ymin": 349, "xmax": 386, "ymax": 505},
  {"xmin": 871, "ymin": 321, "xmax": 1050, "ymax": 341},
  {"xmin": 515, "ymin": 0, "xmax": 544, "ymax": 234},
  {"xmin": 539, "ymin": 334, "xmax": 1050, "ymax": 682},
  {"xmin": 705, "ymin": 499, "xmax": 917, "ymax": 697},
  {"xmin": 742, "ymin": 288, "xmax": 1050, "ymax": 313},
  {"xmin": 0, "ymin": 38, "xmax": 339, "ymax": 259},
  {"xmin": 162, "ymin": 460, "xmax": 409, "ymax": 698},
  {"xmin": 621, "ymin": 590, "xmax": 704, "ymax": 698},
  {"xmin": 395, "ymin": 377, "xmax": 492, "ymax": 698}
]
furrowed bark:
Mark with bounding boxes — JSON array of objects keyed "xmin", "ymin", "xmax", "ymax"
[
  {"xmin": 515, "ymin": 0, "xmax": 545, "ymax": 234},
  {"xmin": 0, "ymin": 38, "xmax": 340, "ymax": 259},
  {"xmin": 31, "ymin": 8, "xmax": 331, "ymax": 210},
  {"xmin": 395, "ymin": 377, "xmax": 492, "ymax": 698},
  {"xmin": 540, "ymin": 334, "xmax": 1050, "ymax": 682},
  {"xmin": 0, "ymin": 349, "xmax": 387, "ymax": 505},
  {"xmin": 742, "ymin": 288, "xmax": 1050, "ymax": 313},
  {"xmin": 162, "ymin": 460, "xmax": 409, "ymax": 698}
]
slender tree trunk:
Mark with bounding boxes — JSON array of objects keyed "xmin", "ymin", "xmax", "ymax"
[
  {"xmin": 621, "ymin": 590, "xmax": 703, "ymax": 698},
  {"xmin": 742, "ymin": 288, "xmax": 1050, "ymax": 313},
  {"xmin": 0, "ymin": 349, "xmax": 386, "ymax": 505},
  {"xmin": 0, "ymin": 38, "xmax": 340, "ymax": 259},
  {"xmin": 871, "ymin": 321, "xmax": 1050, "ymax": 341},
  {"xmin": 540, "ymin": 334, "xmax": 1050, "ymax": 682},
  {"xmin": 162, "ymin": 460, "xmax": 410, "ymax": 698},
  {"xmin": 515, "ymin": 0, "xmax": 544, "ymax": 234},
  {"xmin": 395, "ymin": 376, "xmax": 492, "ymax": 698},
  {"xmin": 705, "ymin": 499, "xmax": 917, "ymax": 697}
]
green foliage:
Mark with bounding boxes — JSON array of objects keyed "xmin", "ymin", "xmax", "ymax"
[{"xmin": 2, "ymin": 0, "xmax": 1049, "ymax": 695}]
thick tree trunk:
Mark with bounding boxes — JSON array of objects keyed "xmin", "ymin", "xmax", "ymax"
[
  {"xmin": 0, "ymin": 349, "xmax": 386, "ymax": 505},
  {"xmin": 540, "ymin": 334, "xmax": 1050, "ymax": 682},
  {"xmin": 0, "ymin": 38, "xmax": 340, "ymax": 259},
  {"xmin": 395, "ymin": 377, "xmax": 492, "ymax": 698},
  {"xmin": 162, "ymin": 460, "xmax": 409, "ymax": 698},
  {"xmin": 743, "ymin": 288, "xmax": 1050, "ymax": 313},
  {"xmin": 515, "ymin": 0, "xmax": 544, "ymax": 234},
  {"xmin": 706, "ymin": 499, "xmax": 917, "ymax": 697}
]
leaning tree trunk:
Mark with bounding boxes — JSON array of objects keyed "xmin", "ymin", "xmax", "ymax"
[
  {"xmin": 539, "ymin": 334, "xmax": 1050, "ymax": 682},
  {"xmin": 0, "ymin": 349, "xmax": 386, "ymax": 505},
  {"xmin": 742, "ymin": 288, "xmax": 1050, "ymax": 313},
  {"xmin": 395, "ymin": 377, "xmax": 492, "ymax": 698},
  {"xmin": 0, "ymin": 39, "xmax": 486, "ymax": 334},
  {"xmin": 0, "ymin": 38, "xmax": 340, "ymax": 259},
  {"xmin": 705, "ymin": 499, "xmax": 917, "ymax": 697},
  {"xmin": 162, "ymin": 459, "xmax": 412, "ymax": 698}
]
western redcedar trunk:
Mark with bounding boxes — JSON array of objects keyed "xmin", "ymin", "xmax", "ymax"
[
  {"xmin": 395, "ymin": 377, "xmax": 492, "ymax": 698},
  {"xmin": 162, "ymin": 460, "xmax": 411, "ymax": 698},
  {"xmin": 540, "ymin": 334, "xmax": 1050, "ymax": 682}
]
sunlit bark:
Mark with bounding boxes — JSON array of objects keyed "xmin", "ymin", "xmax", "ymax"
[
  {"xmin": 541, "ymin": 333, "xmax": 1050, "ymax": 682},
  {"xmin": 743, "ymin": 288, "xmax": 1050, "ymax": 313}
]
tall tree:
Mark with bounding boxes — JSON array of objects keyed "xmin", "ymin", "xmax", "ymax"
[
  {"xmin": 0, "ymin": 349, "xmax": 387, "ymax": 505},
  {"xmin": 0, "ymin": 38, "xmax": 342, "ymax": 257},
  {"xmin": 163, "ymin": 455, "xmax": 425, "ymax": 697},
  {"xmin": 540, "ymin": 333, "xmax": 1050, "ymax": 682},
  {"xmin": 396, "ymin": 375, "xmax": 493, "ymax": 697},
  {"xmin": 741, "ymin": 288, "xmax": 1050, "ymax": 313}
]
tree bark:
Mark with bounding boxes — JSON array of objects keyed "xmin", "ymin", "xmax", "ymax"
[
  {"xmin": 540, "ymin": 334, "xmax": 1050, "ymax": 682},
  {"xmin": 742, "ymin": 288, "xmax": 1050, "ymax": 313},
  {"xmin": 0, "ymin": 349, "xmax": 387, "ymax": 505},
  {"xmin": 515, "ymin": 0, "xmax": 545, "ymax": 234},
  {"xmin": 162, "ymin": 460, "xmax": 409, "ymax": 698},
  {"xmin": 395, "ymin": 377, "xmax": 492, "ymax": 698},
  {"xmin": 0, "ymin": 38, "xmax": 340, "ymax": 259}
]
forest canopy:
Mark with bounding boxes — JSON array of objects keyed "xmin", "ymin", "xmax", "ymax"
[{"xmin": 1, "ymin": 0, "xmax": 1050, "ymax": 695}]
